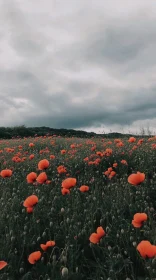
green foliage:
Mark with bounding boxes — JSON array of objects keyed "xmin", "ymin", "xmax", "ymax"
[
  {"xmin": 0, "ymin": 135, "xmax": 156, "ymax": 279},
  {"xmin": 0, "ymin": 125, "xmax": 148, "ymax": 139}
]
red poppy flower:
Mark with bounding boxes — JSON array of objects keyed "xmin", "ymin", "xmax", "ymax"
[
  {"xmin": 29, "ymin": 143, "xmax": 35, "ymax": 147},
  {"xmin": 137, "ymin": 241, "xmax": 156, "ymax": 258},
  {"xmin": 61, "ymin": 150, "xmax": 66, "ymax": 154},
  {"xmin": 128, "ymin": 137, "xmax": 136, "ymax": 143},
  {"xmin": 38, "ymin": 159, "xmax": 50, "ymax": 170},
  {"xmin": 57, "ymin": 165, "xmax": 67, "ymax": 174},
  {"xmin": 79, "ymin": 185, "xmax": 89, "ymax": 192},
  {"xmin": 0, "ymin": 169, "xmax": 12, "ymax": 178},
  {"xmin": 26, "ymin": 207, "xmax": 34, "ymax": 213},
  {"xmin": 96, "ymin": 226, "xmax": 105, "ymax": 238},
  {"xmin": 132, "ymin": 213, "xmax": 147, "ymax": 228},
  {"xmin": 28, "ymin": 251, "xmax": 41, "ymax": 264},
  {"xmin": 36, "ymin": 172, "xmax": 47, "ymax": 184},
  {"xmin": 0, "ymin": 261, "xmax": 8, "ymax": 270},
  {"xmin": 128, "ymin": 172, "xmax": 145, "ymax": 186},
  {"xmin": 121, "ymin": 159, "xmax": 128, "ymax": 165},
  {"xmin": 23, "ymin": 195, "xmax": 38, "ymax": 208},
  {"xmin": 62, "ymin": 178, "xmax": 77, "ymax": 189},
  {"xmin": 50, "ymin": 155, "xmax": 55, "ymax": 159},
  {"xmin": 89, "ymin": 226, "xmax": 105, "ymax": 244},
  {"xmin": 40, "ymin": 240, "xmax": 55, "ymax": 251},
  {"xmin": 89, "ymin": 233, "xmax": 100, "ymax": 244},
  {"xmin": 26, "ymin": 172, "xmax": 37, "ymax": 184},
  {"xmin": 61, "ymin": 188, "xmax": 70, "ymax": 195},
  {"xmin": 29, "ymin": 154, "xmax": 35, "ymax": 160}
]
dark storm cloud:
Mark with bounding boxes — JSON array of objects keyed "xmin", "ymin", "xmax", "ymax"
[
  {"xmin": 0, "ymin": 0, "xmax": 156, "ymax": 133},
  {"xmin": 83, "ymin": 18, "xmax": 156, "ymax": 66}
]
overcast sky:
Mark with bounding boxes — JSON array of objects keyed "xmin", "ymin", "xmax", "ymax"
[{"xmin": 0, "ymin": 0, "xmax": 156, "ymax": 134}]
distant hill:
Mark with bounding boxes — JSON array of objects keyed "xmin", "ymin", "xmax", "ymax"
[{"xmin": 0, "ymin": 125, "xmax": 151, "ymax": 139}]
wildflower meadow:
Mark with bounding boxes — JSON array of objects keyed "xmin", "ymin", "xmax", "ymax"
[{"xmin": 0, "ymin": 135, "xmax": 156, "ymax": 280}]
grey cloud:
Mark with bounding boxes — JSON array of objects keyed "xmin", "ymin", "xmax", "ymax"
[
  {"xmin": 1, "ymin": 0, "xmax": 46, "ymax": 58},
  {"xmin": 0, "ymin": 0, "xmax": 156, "ymax": 133}
]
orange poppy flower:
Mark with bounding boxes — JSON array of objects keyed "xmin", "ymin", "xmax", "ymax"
[
  {"xmin": 29, "ymin": 143, "xmax": 35, "ymax": 147},
  {"xmin": 96, "ymin": 226, "xmax": 105, "ymax": 238},
  {"xmin": 132, "ymin": 213, "xmax": 147, "ymax": 228},
  {"xmin": 128, "ymin": 137, "xmax": 136, "ymax": 143},
  {"xmin": 50, "ymin": 155, "xmax": 55, "ymax": 159},
  {"xmin": 89, "ymin": 226, "xmax": 105, "ymax": 244},
  {"xmin": 79, "ymin": 185, "xmax": 89, "ymax": 192},
  {"xmin": 109, "ymin": 171, "xmax": 116, "ymax": 178},
  {"xmin": 137, "ymin": 139, "xmax": 144, "ymax": 145},
  {"xmin": 0, "ymin": 169, "xmax": 12, "ymax": 178},
  {"xmin": 107, "ymin": 167, "xmax": 113, "ymax": 173},
  {"xmin": 137, "ymin": 241, "xmax": 156, "ymax": 258},
  {"xmin": 40, "ymin": 240, "xmax": 55, "ymax": 251},
  {"xmin": 45, "ymin": 180, "xmax": 51, "ymax": 184},
  {"xmin": 91, "ymin": 146, "xmax": 96, "ymax": 151},
  {"xmin": 116, "ymin": 141, "xmax": 124, "ymax": 147},
  {"xmin": 23, "ymin": 195, "xmax": 38, "ymax": 208},
  {"xmin": 70, "ymin": 144, "xmax": 76, "ymax": 148},
  {"xmin": 89, "ymin": 233, "xmax": 100, "ymax": 244},
  {"xmin": 121, "ymin": 159, "xmax": 128, "ymax": 165},
  {"xmin": 57, "ymin": 165, "xmax": 67, "ymax": 174},
  {"xmin": 26, "ymin": 207, "xmax": 34, "ymax": 213},
  {"xmin": 61, "ymin": 188, "xmax": 70, "ymax": 195},
  {"xmin": 38, "ymin": 159, "xmax": 50, "ymax": 170},
  {"xmin": 61, "ymin": 150, "xmax": 66, "ymax": 154},
  {"xmin": 26, "ymin": 172, "xmax": 37, "ymax": 184},
  {"xmin": 28, "ymin": 251, "xmax": 41, "ymax": 264},
  {"xmin": 12, "ymin": 156, "xmax": 21, "ymax": 162},
  {"xmin": 104, "ymin": 170, "xmax": 110, "ymax": 176},
  {"xmin": 113, "ymin": 163, "xmax": 118, "ymax": 168},
  {"xmin": 62, "ymin": 178, "xmax": 77, "ymax": 189},
  {"xmin": 96, "ymin": 151, "xmax": 103, "ymax": 157},
  {"xmin": 36, "ymin": 172, "xmax": 47, "ymax": 184},
  {"xmin": 128, "ymin": 172, "xmax": 145, "ymax": 186},
  {"xmin": 132, "ymin": 145, "xmax": 137, "ymax": 151},
  {"xmin": 29, "ymin": 154, "xmax": 35, "ymax": 160},
  {"xmin": 0, "ymin": 261, "xmax": 8, "ymax": 270}
]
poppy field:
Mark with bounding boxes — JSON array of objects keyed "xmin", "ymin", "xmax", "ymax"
[{"xmin": 0, "ymin": 135, "xmax": 156, "ymax": 280}]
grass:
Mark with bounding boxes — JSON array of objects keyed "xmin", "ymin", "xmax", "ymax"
[{"xmin": 0, "ymin": 135, "xmax": 156, "ymax": 280}]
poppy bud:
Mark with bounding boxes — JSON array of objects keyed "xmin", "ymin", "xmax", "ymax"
[
  {"xmin": 19, "ymin": 268, "xmax": 24, "ymax": 274},
  {"xmin": 52, "ymin": 255, "xmax": 57, "ymax": 261},
  {"xmin": 61, "ymin": 267, "xmax": 68, "ymax": 277},
  {"xmin": 152, "ymin": 258, "xmax": 156, "ymax": 265},
  {"xmin": 42, "ymin": 232, "xmax": 46, "ymax": 237},
  {"xmin": 61, "ymin": 256, "xmax": 67, "ymax": 264},
  {"xmin": 24, "ymin": 225, "xmax": 28, "ymax": 231}
]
